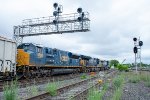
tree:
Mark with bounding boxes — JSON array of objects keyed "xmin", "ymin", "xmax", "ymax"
[{"xmin": 110, "ymin": 60, "xmax": 119, "ymax": 68}]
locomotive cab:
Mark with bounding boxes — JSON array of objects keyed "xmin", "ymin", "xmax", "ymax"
[{"xmin": 17, "ymin": 43, "xmax": 44, "ymax": 67}]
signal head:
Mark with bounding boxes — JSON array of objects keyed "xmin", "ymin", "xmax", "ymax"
[
  {"xmin": 53, "ymin": 11, "xmax": 58, "ymax": 16},
  {"xmin": 133, "ymin": 37, "xmax": 137, "ymax": 41},
  {"xmin": 77, "ymin": 17, "xmax": 82, "ymax": 21},
  {"xmin": 133, "ymin": 46, "xmax": 138, "ymax": 53},
  {"xmin": 58, "ymin": 7, "xmax": 61, "ymax": 12},
  {"xmin": 77, "ymin": 8, "xmax": 82, "ymax": 13},
  {"xmin": 53, "ymin": 20, "xmax": 57, "ymax": 24},
  {"xmin": 53, "ymin": 3, "xmax": 58, "ymax": 9},
  {"xmin": 139, "ymin": 41, "xmax": 143, "ymax": 46}
]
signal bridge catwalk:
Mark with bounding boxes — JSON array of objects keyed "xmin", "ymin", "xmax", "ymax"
[{"xmin": 14, "ymin": 12, "xmax": 90, "ymax": 45}]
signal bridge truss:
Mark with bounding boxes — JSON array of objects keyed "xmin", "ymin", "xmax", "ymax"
[{"xmin": 14, "ymin": 12, "xmax": 90, "ymax": 45}]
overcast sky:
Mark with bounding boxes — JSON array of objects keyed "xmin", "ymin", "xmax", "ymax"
[{"xmin": 0, "ymin": 0, "xmax": 150, "ymax": 64}]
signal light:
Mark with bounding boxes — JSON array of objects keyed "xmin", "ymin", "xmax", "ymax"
[
  {"xmin": 139, "ymin": 41, "xmax": 143, "ymax": 46},
  {"xmin": 53, "ymin": 20, "xmax": 57, "ymax": 24},
  {"xmin": 58, "ymin": 7, "xmax": 61, "ymax": 12},
  {"xmin": 53, "ymin": 3, "xmax": 58, "ymax": 9},
  {"xmin": 77, "ymin": 17, "xmax": 82, "ymax": 21},
  {"xmin": 77, "ymin": 8, "xmax": 82, "ymax": 13},
  {"xmin": 133, "ymin": 37, "xmax": 137, "ymax": 41},
  {"xmin": 133, "ymin": 46, "xmax": 138, "ymax": 53},
  {"xmin": 53, "ymin": 11, "xmax": 58, "ymax": 16}
]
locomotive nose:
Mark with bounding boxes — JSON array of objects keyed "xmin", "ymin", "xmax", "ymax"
[{"xmin": 17, "ymin": 49, "xmax": 30, "ymax": 66}]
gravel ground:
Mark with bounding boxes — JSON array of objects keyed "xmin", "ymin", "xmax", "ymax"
[
  {"xmin": 121, "ymin": 82, "xmax": 150, "ymax": 100},
  {"xmin": 102, "ymin": 71, "xmax": 150, "ymax": 100}
]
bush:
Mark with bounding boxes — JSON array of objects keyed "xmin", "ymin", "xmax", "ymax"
[{"xmin": 117, "ymin": 64, "xmax": 129, "ymax": 72}]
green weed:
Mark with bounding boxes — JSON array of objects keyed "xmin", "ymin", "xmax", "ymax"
[
  {"xmin": 112, "ymin": 87, "xmax": 123, "ymax": 100},
  {"xmin": 88, "ymin": 83, "xmax": 109, "ymax": 100},
  {"xmin": 112, "ymin": 73, "xmax": 125, "ymax": 100},
  {"xmin": 112, "ymin": 75, "xmax": 124, "ymax": 89},
  {"xmin": 88, "ymin": 89, "xmax": 101, "ymax": 100},
  {"xmin": 45, "ymin": 82, "xmax": 57, "ymax": 96},
  {"xmin": 80, "ymin": 74, "xmax": 87, "ymax": 79},
  {"xmin": 3, "ymin": 80, "xmax": 18, "ymax": 100}
]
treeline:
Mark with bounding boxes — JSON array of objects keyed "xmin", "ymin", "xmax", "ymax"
[{"xmin": 109, "ymin": 60, "xmax": 150, "ymax": 71}]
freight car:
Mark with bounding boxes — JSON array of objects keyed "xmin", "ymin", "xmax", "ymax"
[
  {"xmin": 16, "ymin": 43, "xmax": 109, "ymax": 78},
  {"xmin": 0, "ymin": 37, "xmax": 16, "ymax": 79}
]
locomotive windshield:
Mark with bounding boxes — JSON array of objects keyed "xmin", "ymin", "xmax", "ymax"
[{"xmin": 17, "ymin": 43, "xmax": 35, "ymax": 52}]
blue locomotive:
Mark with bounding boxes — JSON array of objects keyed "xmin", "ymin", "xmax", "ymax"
[{"xmin": 16, "ymin": 43, "xmax": 109, "ymax": 78}]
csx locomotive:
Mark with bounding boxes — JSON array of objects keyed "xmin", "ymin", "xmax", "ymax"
[{"xmin": 16, "ymin": 43, "xmax": 109, "ymax": 78}]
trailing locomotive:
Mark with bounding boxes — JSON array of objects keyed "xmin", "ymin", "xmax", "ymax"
[{"xmin": 16, "ymin": 43, "xmax": 109, "ymax": 78}]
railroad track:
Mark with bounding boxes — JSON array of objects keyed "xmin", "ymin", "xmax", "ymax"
[
  {"xmin": 69, "ymin": 70, "xmax": 117, "ymax": 100},
  {"xmin": 26, "ymin": 69, "xmax": 116, "ymax": 100},
  {"xmin": 0, "ymin": 73, "xmax": 82, "ymax": 92}
]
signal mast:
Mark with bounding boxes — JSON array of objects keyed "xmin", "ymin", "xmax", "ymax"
[
  {"xmin": 133, "ymin": 37, "xmax": 143, "ymax": 73},
  {"xmin": 13, "ymin": 3, "xmax": 90, "ymax": 45}
]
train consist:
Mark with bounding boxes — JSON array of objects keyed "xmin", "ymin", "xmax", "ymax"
[
  {"xmin": 0, "ymin": 37, "xmax": 109, "ymax": 79},
  {"xmin": 17, "ymin": 43, "xmax": 109, "ymax": 77}
]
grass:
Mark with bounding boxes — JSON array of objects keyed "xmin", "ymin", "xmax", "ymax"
[
  {"xmin": 88, "ymin": 89, "xmax": 101, "ymax": 100},
  {"xmin": 80, "ymin": 74, "xmax": 87, "ymax": 79},
  {"xmin": 3, "ymin": 80, "xmax": 18, "ymax": 100},
  {"xmin": 112, "ymin": 87, "xmax": 123, "ymax": 100},
  {"xmin": 139, "ymin": 72, "xmax": 150, "ymax": 87},
  {"xmin": 128, "ymin": 75, "xmax": 140, "ymax": 83},
  {"xmin": 45, "ymin": 82, "xmax": 57, "ymax": 96},
  {"xmin": 112, "ymin": 73, "xmax": 125, "ymax": 100},
  {"xmin": 128, "ymin": 72, "xmax": 150, "ymax": 86},
  {"xmin": 112, "ymin": 74, "xmax": 124, "ymax": 89},
  {"xmin": 140, "ymin": 72, "xmax": 150, "ymax": 81},
  {"xmin": 87, "ymin": 83, "xmax": 109, "ymax": 100},
  {"xmin": 112, "ymin": 71, "xmax": 150, "ymax": 100}
]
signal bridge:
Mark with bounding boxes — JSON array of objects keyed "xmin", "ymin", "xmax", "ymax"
[{"xmin": 14, "ymin": 8, "xmax": 90, "ymax": 45}]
